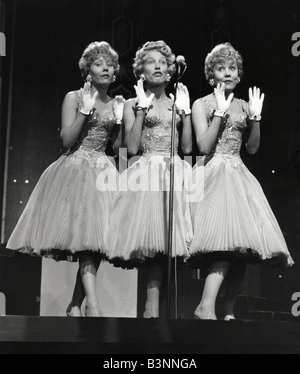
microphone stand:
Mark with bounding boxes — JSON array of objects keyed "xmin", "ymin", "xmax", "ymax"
[{"xmin": 166, "ymin": 64, "xmax": 187, "ymax": 319}]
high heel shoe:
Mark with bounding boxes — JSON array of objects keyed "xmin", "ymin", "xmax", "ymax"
[
  {"xmin": 224, "ymin": 314, "xmax": 235, "ymax": 321},
  {"xmin": 85, "ymin": 305, "xmax": 101, "ymax": 317},
  {"xmin": 66, "ymin": 304, "xmax": 82, "ymax": 317},
  {"xmin": 143, "ymin": 310, "xmax": 159, "ymax": 319},
  {"xmin": 193, "ymin": 305, "xmax": 217, "ymax": 320},
  {"xmin": 193, "ymin": 313, "xmax": 217, "ymax": 320}
]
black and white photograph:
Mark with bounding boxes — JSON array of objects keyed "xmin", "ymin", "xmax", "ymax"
[{"xmin": 0, "ymin": 0, "xmax": 300, "ymax": 356}]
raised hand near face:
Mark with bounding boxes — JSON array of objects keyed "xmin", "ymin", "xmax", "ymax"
[
  {"xmin": 134, "ymin": 78, "xmax": 155, "ymax": 110},
  {"xmin": 214, "ymin": 82, "xmax": 234, "ymax": 116},
  {"xmin": 113, "ymin": 95, "xmax": 126, "ymax": 124},
  {"xmin": 248, "ymin": 86, "xmax": 265, "ymax": 121},
  {"xmin": 169, "ymin": 82, "xmax": 191, "ymax": 115},
  {"xmin": 79, "ymin": 82, "xmax": 99, "ymax": 116}
]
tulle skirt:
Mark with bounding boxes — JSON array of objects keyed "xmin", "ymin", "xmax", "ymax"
[
  {"xmin": 107, "ymin": 154, "xmax": 193, "ymax": 268},
  {"xmin": 7, "ymin": 147, "xmax": 118, "ymax": 261},
  {"xmin": 188, "ymin": 153, "xmax": 294, "ymax": 267}
]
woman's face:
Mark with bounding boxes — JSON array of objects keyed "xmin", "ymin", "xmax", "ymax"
[
  {"xmin": 213, "ymin": 59, "xmax": 239, "ymax": 91},
  {"xmin": 89, "ymin": 55, "xmax": 115, "ymax": 86},
  {"xmin": 142, "ymin": 50, "xmax": 169, "ymax": 86}
]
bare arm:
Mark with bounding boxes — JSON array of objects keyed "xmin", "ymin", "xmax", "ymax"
[
  {"xmin": 123, "ymin": 99, "xmax": 146, "ymax": 156},
  {"xmin": 60, "ymin": 92, "xmax": 87, "ymax": 149},
  {"xmin": 246, "ymin": 120, "xmax": 260, "ymax": 154},
  {"xmin": 111, "ymin": 124, "xmax": 124, "ymax": 155},
  {"xmin": 180, "ymin": 113, "xmax": 193, "ymax": 154},
  {"xmin": 192, "ymin": 99, "xmax": 222, "ymax": 155}
]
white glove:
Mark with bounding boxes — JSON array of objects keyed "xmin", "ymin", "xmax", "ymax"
[
  {"xmin": 214, "ymin": 82, "xmax": 234, "ymax": 117},
  {"xmin": 170, "ymin": 83, "xmax": 191, "ymax": 115},
  {"xmin": 134, "ymin": 78, "xmax": 154, "ymax": 110},
  {"xmin": 113, "ymin": 95, "xmax": 126, "ymax": 124},
  {"xmin": 79, "ymin": 82, "xmax": 98, "ymax": 115},
  {"xmin": 248, "ymin": 86, "xmax": 265, "ymax": 121}
]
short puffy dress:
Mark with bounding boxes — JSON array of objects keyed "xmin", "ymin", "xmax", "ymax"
[
  {"xmin": 7, "ymin": 92, "xmax": 118, "ymax": 261},
  {"xmin": 188, "ymin": 97, "xmax": 294, "ymax": 267},
  {"xmin": 107, "ymin": 110, "xmax": 192, "ymax": 268}
]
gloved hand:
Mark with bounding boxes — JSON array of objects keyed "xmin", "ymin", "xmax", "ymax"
[
  {"xmin": 134, "ymin": 78, "xmax": 154, "ymax": 110},
  {"xmin": 170, "ymin": 83, "xmax": 191, "ymax": 115},
  {"xmin": 248, "ymin": 86, "xmax": 265, "ymax": 121},
  {"xmin": 113, "ymin": 95, "xmax": 126, "ymax": 124},
  {"xmin": 214, "ymin": 82, "xmax": 234, "ymax": 117},
  {"xmin": 79, "ymin": 82, "xmax": 98, "ymax": 115}
]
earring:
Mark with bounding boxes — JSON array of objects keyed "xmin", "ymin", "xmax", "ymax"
[
  {"xmin": 112, "ymin": 75, "xmax": 116, "ymax": 83},
  {"xmin": 140, "ymin": 74, "xmax": 146, "ymax": 82},
  {"xmin": 236, "ymin": 77, "xmax": 241, "ymax": 84},
  {"xmin": 209, "ymin": 78, "xmax": 215, "ymax": 87},
  {"xmin": 86, "ymin": 74, "xmax": 92, "ymax": 83},
  {"xmin": 166, "ymin": 74, "xmax": 171, "ymax": 82}
]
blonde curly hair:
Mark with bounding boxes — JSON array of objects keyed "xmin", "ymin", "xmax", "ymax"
[
  {"xmin": 78, "ymin": 41, "xmax": 120, "ymax": 79},
  {"xmin": 204, "ymin": 42, "xmax": 243, "ymax": 81},
  {"xmin": 133, "ymin": 40, "xmax": 176, "ymax": 79}
]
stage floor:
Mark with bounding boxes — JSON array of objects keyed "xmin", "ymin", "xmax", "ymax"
[{"xmin": 0, "ymin": 316, "xmax": 299, "ymax": 354}]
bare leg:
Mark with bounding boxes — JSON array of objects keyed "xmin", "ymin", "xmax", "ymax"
[
  {"xmin": 79, "ymin": 252, "xmax": 101, "ymax": 317},
  {"xmin": 194, "ymin": 261, "xmax": 231, "ymax": 320},
  {"xmin": 223, "ymin": 260, "xmax": 247, "ymax": 320},
  {"xmin": 143, "ymin": 263, "xmax": 165, "ymax": 318},
  {"xmin": 66, "ymin": 269, "xmax": 85, "ymax": 317}
]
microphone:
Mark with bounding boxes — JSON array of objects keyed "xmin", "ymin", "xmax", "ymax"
[{"xmin": 176, "ymin": 55, "xmax": 187, "ymax": 67}]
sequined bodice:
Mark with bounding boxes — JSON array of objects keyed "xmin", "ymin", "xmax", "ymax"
[
  {"xmin": 75, "ymin": 111, "xmax": 116, "ymax": 152},
  {"xmin": 71, "ymin": 91, "xmax": 116, "ymax": 153},
  {"xmin": 140, "ymin": 112, "xmax": 180, "ymax": 156},
  {"xmin": 205, "ymin": 99, "xmax": 248, "ymax": 157}
]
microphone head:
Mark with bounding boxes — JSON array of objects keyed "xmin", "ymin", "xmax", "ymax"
[{"xmin": 176, "ymin": 55, "xmax": 187, "ymax": 66}]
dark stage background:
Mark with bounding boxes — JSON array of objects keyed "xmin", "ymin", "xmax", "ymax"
[{"xmin": 0, "ymin": 0, "xmax": 299, "ymax": 316}]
